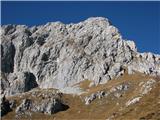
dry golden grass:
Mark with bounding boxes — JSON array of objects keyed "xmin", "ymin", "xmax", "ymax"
[
  {"xmin": 2, "ymin": 73, "xmax": 160, "ymax": 120},
  {"xmin": 114, "ymin": 80, "xmax": 160, "ymax": 120},
  {"xmin": 72, "ymin": 79, "xmax": 91, "ymax": 90},
  {"xmin": 80, "ymin": 72, "xmax": 153, "ymax": 96}
]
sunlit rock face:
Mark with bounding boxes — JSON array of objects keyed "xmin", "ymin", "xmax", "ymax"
[{"xmin": 1, "ymin": 17, "xmax": 160, "ymax": 95}]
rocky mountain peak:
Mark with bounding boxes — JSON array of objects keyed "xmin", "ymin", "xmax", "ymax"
[{"xmin": 1, "ymin": 17, "xmax": 160, "ymax": 96}]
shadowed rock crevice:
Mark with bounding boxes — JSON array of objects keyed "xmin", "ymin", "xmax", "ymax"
[
  {"xmin": 1, "ymin": 95, "xmax": 12, "ymax": 117},
  {"xmin": 24, "ymin": 72, "xmax": 38, "ymax": 91},
  {"xmin": 4, "ymin": 25, "xmax": 16, "ymax": 35},
  {"xmin": 1, "ymin": 41, "xmax": 16, "ymax": 73},
  {"xmin": 36, "ymin": 33, "xmax": 49, "ymax": 46}
]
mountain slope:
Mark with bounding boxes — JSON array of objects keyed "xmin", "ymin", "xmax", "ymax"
[
  {"xmin": 2, "ymin": 73, "xmax": 160, "ymax": 119},
  {"xmin": 1, "ymin": 17, "xmax": 160, "ymax": 119}
]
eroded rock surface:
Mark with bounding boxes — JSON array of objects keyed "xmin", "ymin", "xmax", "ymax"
[
  {"xmin": 84, "ymin": 83, "xmax": 130, "ymax": 105},
  {"xmin": 126, "ymin": 97, "xmax": 142, "ymax": 107},
  {"xmin": 139, "ymin": 79, "xmax": 156, "ymax": 95},
  {"xmin": 15, "ymin": 98, "xmax": 69, "ymax": 115},
  {"xmin": 1, "ymin": 17, "xmax": 160, "ymax": 96},
  {"xmin": 4, "ymin": 72, "xmax": 38, "ymax": 96}
]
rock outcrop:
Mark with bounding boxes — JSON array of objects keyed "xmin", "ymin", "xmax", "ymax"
[
  {"xmin": 1, "ymin": 17, "xmax": 160, "ymax": 96},
  {"xmin": 2, "ymin": 72, "xmax": 38, "ymax": 96},
  {"xmin": 15, "ymin": 97, "xmax": 69, "ymax": 115},
  {"xmin": 126, "ymin": 97, "xmax": 141, "ymax": 107},
  {"xmin": 84, "ymin": 83, "xmax": 130, "ymax": 105},
  {"xmin": 139, "ymin": 79, "xmax": 156, "ymax": 95}
]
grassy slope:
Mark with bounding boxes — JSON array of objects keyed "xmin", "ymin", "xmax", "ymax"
[{"xmin": 2, "ymin": 73, "xmax": 160, "ymax": 120}]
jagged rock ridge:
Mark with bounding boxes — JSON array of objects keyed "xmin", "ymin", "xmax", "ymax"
[{"xmin": 1, "ymin": 17, "xmax": 160, "ymax": 96}]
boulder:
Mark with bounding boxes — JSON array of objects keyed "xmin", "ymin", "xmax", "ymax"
[
  {"xmin": 110, "ymin": 83, "xmax": 129, "ymax": 93},
  {"xmin": 126, "ymin": 97, "xmax": 141, "ymax": 106},
  {"xmin": 85, "ymin": 93, "xmax": 97, "ymax": 105},
  {"xmin": 84, "ymin": 91, "xmax": 106, "ymax": 105},
  {"xmin": 34, "ymin": 98, "xmax": 69, "ymax": 115},
  {"xmin": 16, "ymin": 98, "xmax": 69, "ymax": 115}
]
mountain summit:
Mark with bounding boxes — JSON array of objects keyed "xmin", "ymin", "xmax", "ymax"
[{"xmin": 1, "ymin": 17, "xmax": 160, "ymax": 119}]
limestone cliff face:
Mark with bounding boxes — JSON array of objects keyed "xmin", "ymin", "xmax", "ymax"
[{"xmin": 1, "ymin": 17, "xmax": 160, "ymax": 96}]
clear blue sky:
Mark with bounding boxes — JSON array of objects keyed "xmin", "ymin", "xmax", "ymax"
[{"xmin": 1, "ymin": 1, "xmax": 160, "ymax": 54}]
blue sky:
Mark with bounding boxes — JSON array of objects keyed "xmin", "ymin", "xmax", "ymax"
[{"xmin": 1, "ymin": 1, "xmax": 160, "ymax": 54}]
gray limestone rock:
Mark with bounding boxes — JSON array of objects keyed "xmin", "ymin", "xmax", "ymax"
[
  {"xmin": 16, "ymin": 98, "xmax": 69, "ymax": 115},
  {"xmin": 84, "ymin": 91, "xmax": 106, "ymax": 105},
  {"xmin": 32, "ymin": 98, "xmax": 69, "ymax": 115},
  {"xmin": 16, "ymin": 99, "xmax": 32, "ymax": 114},
  {"xmin": 1, "ymin": 73, "xmax": 10, "ymax": 94},
  {"xmin": 110, "ymin": 83, "xmax": 130, "ymax": 98},
  {"xmin": 126, "ymin": 97, "xmax": 141, "ymax": 106},
  {"xmin": 139, "ymin": 79, "xmax": 156, "ymax": 95},
  {"xmin": 5, "ymin": 72, "xmax": 38, "ymax": 96},
  {"xmin": 1, "ymin": 17, "xmax": 160, "ymax": 95},
  {"xmin": 110, "ymin": 83, "xmax": 129, "ymax": 93},
  {"xmin": 9, "ymin": 99, "xmax": 16, "ymax": 109},
  {"xmin": 108, "ymin": 63, "xmax": 123, "ymax": 79},
  {"xmin": 85, "ymin": 93, "xmax": 97, "ymax": 105}
]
